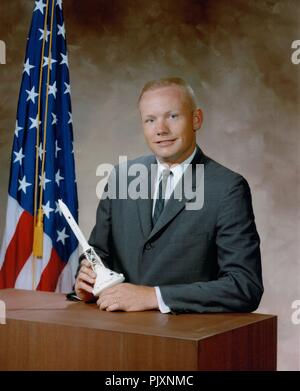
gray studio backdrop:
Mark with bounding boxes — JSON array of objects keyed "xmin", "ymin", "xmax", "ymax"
[{"xmin": 0, "ymin": 0, "xmax": 299, "ymax": 370}]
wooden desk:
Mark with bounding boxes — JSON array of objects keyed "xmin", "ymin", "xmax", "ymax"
[{"xmin": 0, "ymin": 289, "xmax": 277, "ymax": 370}]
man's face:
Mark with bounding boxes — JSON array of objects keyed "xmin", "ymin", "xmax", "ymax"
[{"xmin": 139, "ymin": 85, "xmax": 202, "ymax": 165}]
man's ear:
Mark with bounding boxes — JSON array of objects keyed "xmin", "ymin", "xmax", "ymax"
[{"xmin": 193, "ymin": 108, "xmax": 203, "ymax": 131}]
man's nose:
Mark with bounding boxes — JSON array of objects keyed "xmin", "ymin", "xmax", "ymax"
[{"xmin": 155, "ymin": 119, "xmax": 170, "ymax": 135}]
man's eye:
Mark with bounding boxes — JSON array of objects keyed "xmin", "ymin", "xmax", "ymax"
[
  {"xmin": 170, "ymin": 113, "xmax": 178, "ymax": 119},
  {"xmin": 145, "ymin": 118, "xmax": 154, "ymax": 123}
]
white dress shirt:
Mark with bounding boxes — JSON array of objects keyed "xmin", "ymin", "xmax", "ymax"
[{"xmin": 153, "ymin": 147, "xmax": 197, "ymax": 313}]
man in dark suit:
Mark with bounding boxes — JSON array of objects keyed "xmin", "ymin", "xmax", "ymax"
[{"xmin": 75, "ymin": 77, "xmax": 263, "ymax": 314}]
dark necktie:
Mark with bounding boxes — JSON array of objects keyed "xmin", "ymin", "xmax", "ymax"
[{"xmin": 152, "ymin": 169, "xmax": 171, "ymax": 226}]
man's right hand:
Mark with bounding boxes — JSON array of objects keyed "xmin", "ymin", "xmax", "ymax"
[{"xmin": 74, "ymin": 258, "xmax": 97, "ymax": 301}]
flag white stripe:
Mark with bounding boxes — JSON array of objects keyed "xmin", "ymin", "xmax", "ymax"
[
  {"xmin": 14, "ymin": 232, "xmax": 53, "ymax": 290},
  {"xmin": 0, "ymin": 195, "xmax": 24, "ymax": 269}
]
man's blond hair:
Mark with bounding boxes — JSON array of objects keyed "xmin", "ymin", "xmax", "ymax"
[{"xmin": 138, "ymin": 77, "xmax": 197, "ymax": 110}]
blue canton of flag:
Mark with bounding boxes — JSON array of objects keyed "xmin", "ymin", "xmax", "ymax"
[{"xmin": 0, "ymin": 0, "xmax": 79, "ymax": 292}]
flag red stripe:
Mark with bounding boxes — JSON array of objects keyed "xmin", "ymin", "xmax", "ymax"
[
  {"xmin": 37, "ymin": 247, "xmax": 66, "ymax": 291},
  {"xmin": 0, "ymin": 211, "xmax": 34, "ymax": 288}
]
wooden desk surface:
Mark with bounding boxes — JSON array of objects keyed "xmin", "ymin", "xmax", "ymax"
[
  {"xmin": 0, "ymin": 289, "xmax": 277, "ymax": 370},
  {"xmin": 0, "ymin": 288, "xmax": 275, "ymax": 341}
]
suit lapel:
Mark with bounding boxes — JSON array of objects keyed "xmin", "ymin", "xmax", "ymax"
[
  {"xmin": 148, "ymin": 192, "xmax": 186, "ymax": 240},
  {"xmin": 147, "ymin": 146, "xmax": 206, "ymax": 241},
  {"xmin": 136, "ymin": 156, "xmax": 156, "ymax": 239}
]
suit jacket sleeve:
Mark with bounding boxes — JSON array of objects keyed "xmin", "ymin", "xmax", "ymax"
[{"xmin": 159, "ymin": 176, "xmax": 264, "ymax": 314}]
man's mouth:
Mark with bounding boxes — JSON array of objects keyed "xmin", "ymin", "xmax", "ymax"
[{"xmin": 155, "ymin": 139, "xmax": 176, "ymax": 146}]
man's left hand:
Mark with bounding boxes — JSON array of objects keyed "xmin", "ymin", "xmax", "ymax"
[{"xmin": 96, "ymin": 283, "xmax": 158, "ymax": 312}]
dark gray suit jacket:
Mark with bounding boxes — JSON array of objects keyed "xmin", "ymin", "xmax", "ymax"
[{"xmin": 88, "ymin": 146, "xmax": 263, "ymax": 314}]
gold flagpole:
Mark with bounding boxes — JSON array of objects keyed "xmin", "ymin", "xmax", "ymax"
[
  {"xmin": 32, "ymin": 0, "xmax": 49, "ymax": 289},
  {"xmin": 32, "ymin": 0, "xmax": 55, "ymax": 287}
]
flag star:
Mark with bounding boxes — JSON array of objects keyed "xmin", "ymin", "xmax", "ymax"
[
  {"xmin": 43, "ymin": 56, "xmax": 57, "ymax": 70},
  {"xmin": 55, "ymin": 169, "xmax": 64, "ymax": 186},
  {"xmin": 55, "ymin": 140, "xmax": 62, "ymax": 158},
  {"xmin": 39, "ymin": 173, "xmax": 51, "ymax": 190},
  {"xmin": 42, "ymin": 201, "xmax": 54, "ymax": 219},
  {"xmin": 13, "ymin": 147, "xmax": 25, "ymax": 165},
  {"xmin": 34, "ymin": 0, "xmax": 46, "ymax": 14},
  {"xmin": 29, "ymin": 114, "xmax": 41, "ymax": 130},
  {"xmin": 68, "ymin": 112, "xmax": 72, "ymax": 124},
  {"xmin": 38, "ymin": 142, "xmax": 43, "ymax": 160},
  {"xmin": 64, "ymin": 82, "xmax": 71, "ymax": 95},
  {"xmin": 60, "ymin": 52, "xmax": 68, "ymax": 67},
  {"xmin": 14, "ymin": 120, "xmax": 23, "ymax": 137},
  {"xmin": 57, "ymin": 23, "xmax": 66, "ymax": 39},
  {"xmin": 18, "ymin": 175, "xmax": 32, "ymax": 194},
  {"xmin": 26, "ymin": 86, "xmax": 39, "ymax": 104},
  {"xmin": 55, "ymin": 201, "xmax": 62, "ymax": 216},
  {"xmin": 51, "ymin": 112, "xmax": 58, "ymax": 125},
  {"xmin": 23, "ymin": 58, "xmax": 35, "ymax": 76},
  {"xmin": 38, "ymin": 28, "xmax": 50, "ymax": 42},
  {"xmin": 56, "ymin": 0, "xmax": 62, "ymax": 10},
  {"xmin": 56, "ymin": 227, "xmax": 69, "ymax": 245},
  {"xmin": 48, "ymin": 81, "xmax": 57, "ymax": 98}
]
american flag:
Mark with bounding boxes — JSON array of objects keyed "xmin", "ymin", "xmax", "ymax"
[{"xmin": 0, "ymin": 0, "xmax": 79, "ymax": 292}]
